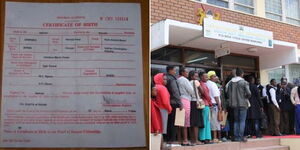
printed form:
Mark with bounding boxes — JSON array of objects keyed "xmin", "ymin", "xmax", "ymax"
[{"xmin": 1, "ymin": 2, "xmax": 145, "ymax": 147}]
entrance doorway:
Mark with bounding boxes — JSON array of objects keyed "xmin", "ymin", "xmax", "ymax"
[
  {"xmin": 221, "ymin": 54, "xmax": 259, "ymax": 82},
  {"xmin": 151, "ymin": 46, "xmax": 259, "ymax": 82}
]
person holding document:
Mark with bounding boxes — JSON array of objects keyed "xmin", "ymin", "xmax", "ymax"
[
  {"xmin": 177, "ymin": 67, "xmax": 194, "ymax": 146},
  {"xmin": 165, "ymin": 66, "xmax": 182, "ymax": 144}
]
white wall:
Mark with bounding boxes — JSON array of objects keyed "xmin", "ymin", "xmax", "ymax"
[
  {"xmin": 260, "ymin": 41, "xmax": 298, "ymax": 70},
  {"xmin": 151, "ymin": 20, "xmax": 168, "ymax": 51}
]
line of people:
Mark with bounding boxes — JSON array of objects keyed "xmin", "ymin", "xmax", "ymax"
[
  {"xmin": 261, "ymin": 77, "xmax": 300, "ymax": 136},
  {"xmin": 151, "ymin": 65, "xmax": 300, "ymax": 147}
]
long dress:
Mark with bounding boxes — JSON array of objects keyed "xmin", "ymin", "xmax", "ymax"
[{"xmin": 247, "ymin": 84, "xmax": 263, "ymax": 120}]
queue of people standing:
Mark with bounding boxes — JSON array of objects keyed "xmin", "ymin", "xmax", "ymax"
[{"xmin": 151, "ymin": 65, "xmax": 300, "ymax": 147}]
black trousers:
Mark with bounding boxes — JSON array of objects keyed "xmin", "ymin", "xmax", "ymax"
[
  {"xmin": 289, "ymin": 108, "xmax": 295, "ymax": 134},
  {"xmin": 227, "ymin": 108, "xmax": 235, "ymax": 138},
  {"xmin": 280, "ymin": 111, "xmax": 290, "ymax": 134},
  {"xmin": 166, "ymin": 105, "xmax": 178, "ymax": 142}
]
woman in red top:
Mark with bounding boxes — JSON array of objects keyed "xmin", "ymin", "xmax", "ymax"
[
  {"xmin": 154, "ymin": 73, "xmax": 172, "ymax": 134},
  {"xmin": 151, "ymin": 82, "xmax": 163, "ymax": 150},
  {"xmin": 151, "ymin": 82, "xmax": 163, "ymax": 133},
  {"xmin": 198, "ymin": 72, "xmax": 213, "ymax": 144}
]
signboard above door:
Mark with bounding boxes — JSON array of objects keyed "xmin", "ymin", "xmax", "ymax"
[{"xmin": 203, "ymin": 18, "xmax": 273, "ymax": 48}]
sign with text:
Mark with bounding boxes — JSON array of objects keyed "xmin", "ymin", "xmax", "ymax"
[
  {"xmin": 203, "ymin": 18, "xmax": 273, "ymax": 48},
  {"xmin": 1, "ymin": 2, "xmax": 145, "ymax": 147},
  {"xmin": 215, "ymin": 47, "xmax": 230, "ymax": 58}
]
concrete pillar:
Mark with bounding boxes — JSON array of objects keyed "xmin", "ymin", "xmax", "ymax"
[
  {"xmin": 260, "ymin": 69, "xmax": 269, "ymax": 85},
  {"xmin": 256, "ymin": 0, "xmax": 266, "ymax": 18}
]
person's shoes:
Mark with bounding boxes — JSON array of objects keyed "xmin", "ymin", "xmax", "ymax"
[
  {"xmin": 170, "ymin": 141, "xmax": 181, "ymax": 144},
  {"xmin": 232, "ymin": 138, "xmax": 241, "ymax": 142},
  {"xmin": 190, "ymin": 141, "xmax": 202, "ymax": 146},
  {"xmin": 213, "ymin": 139, "xmax": 220, "ymax": 143},
  {"xmin": 274, "ymin": 133, "xmax": 282, "ymax": 136},
  {"xmin": 204, "ymin": 140, "xmax": 213, "ymax": 144},
  {"xmin": 195, "ymin": 141, "xmax": 204, "ymax": 145},
  {"xmin": 181, "ymin": 141, "xmax": 192, "ymax": 146},
  {"xmin": 221, "ymin": 137, "xmax": 228, "ymax": 142},
  {"xmin": 166, "ymin": 143, "xmax": 181, "ymax": 147},
  {"xmin": 241, "ymin": 138, "xmax": 248, "ymax": 142},
  {"xmin": 230, "ymin": 137, "xmax": 235, "ymax": 141}
]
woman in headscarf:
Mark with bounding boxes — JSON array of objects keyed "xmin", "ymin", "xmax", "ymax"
[
  {"xmin": 151, "ymin": 82, "xmax": 162, "ymax": 134},
  {"xmin": 154, "ymin": 73, "xmax": 172, "ymax": 135}
]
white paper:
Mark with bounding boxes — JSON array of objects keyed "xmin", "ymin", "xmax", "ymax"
[
  {"xmin": 174, "ymin": 108, "xmax": 185, "ymax": 127},
  {"xmin": 1, "ymin": 2, "xmax": 145, "ymax": 147},
  {"xmin": 150, "ymin": 133, "xmax": 161, "ymax": 150}
]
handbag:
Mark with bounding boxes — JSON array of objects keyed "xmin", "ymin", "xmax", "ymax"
[
  {"xmin": 218, "ymin": 110, "xmax": 224, "ymax": 122},
  {"xmin": 193, "ymin": 81, "xmax": 205, "ymax": 109},
  {"xmin": 220, "ymin": 111, "xmax": 228, "ymax": 126},
  {"xmin": 196, "ymin": 101, "xmax": 205, "ymax": 109}
]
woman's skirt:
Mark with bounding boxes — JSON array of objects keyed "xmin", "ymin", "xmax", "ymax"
[
  {"xmin": 190, "ymin": 101, "xmax": 204, "ymax": 128},
  {"xmin": 181, "ymin": 98, "xmax": 191, "ymax": 127}
]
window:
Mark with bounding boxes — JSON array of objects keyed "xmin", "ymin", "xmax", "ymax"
[
  {"xmin": 151, "ymin": 64, "xmax": 167, "ymax": 79},
  {"xmin": 197, "ymin": 0, "xmax": 254, "ymax": 14},
  {"xmin": 151, "ymin": 47, "xmax": 182, "ymax": 63},
  {"xmin": 265, "ymin": 0, "xmax": 283, "ymax": 21},
  {"xmin": 198, "ymin": 0, "xmax": 300, "ymax": 26},
  {"xmin": 151, "ymin": 64, "xmax": 180, "ymax": 81},
  {"xmin": 285, "ymin": 0, "xmax": 300, "ymax": 25},
  {"xmin": 184, "ymin": 50, "xmax": 218, "ymax": 67},
  {"xmin": 265, "ymin": 0, "xmax": 300, "ymax": 26},
  {"xmin": 289, "ymin": 64, "xmax": 300, "ymax": 85},
  {"xmin": 234, "ymin": 0, "xmax": 254, "ymax": 14},
  {"xmin": 207, "ymin": 0, "xmax": 229, "ymax": 8},
  {"xmin": 268, "ymin": 66, "xmax": 285, "ymax": 83},
  {"xmin": 221, "ymin": 55, "xmax": 256, "ymax": 68}
]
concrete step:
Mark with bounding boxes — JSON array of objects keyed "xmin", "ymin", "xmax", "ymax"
[
  {"xmin": 240, "ymin": 138, "xmax": 280, "ymax": 149},
  {"xmin": 165, "ymin": 142, "xmax": 240, "ymax": 150},
  {"xmin": 163, "ymin": 138, "xmax": 287, "ymax": 150},
  {"xmin": 242, "ymin": 145, "xmax": 289, "ymax": 150}
]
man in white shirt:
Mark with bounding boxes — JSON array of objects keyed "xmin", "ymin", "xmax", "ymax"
[
  {"xmin": 206, "ymin": 71, "xmax": 222, "ymax": 143},
  {"xmin": 267, "ymin": 79, "xmax": 282, "ymax": 136},
  {"xmin": 262, "ymin": 86, "xmax": 268, "ymax": 102}
]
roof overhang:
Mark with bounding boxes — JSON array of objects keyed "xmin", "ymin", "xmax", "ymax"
[{"xmin": 151, "ymin": 19, "xmax": 299, "ymax": 70}]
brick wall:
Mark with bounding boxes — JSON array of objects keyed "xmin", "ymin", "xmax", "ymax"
[{"xmin": 151, "ymin": 0, "xmax": 300, "ymax": 48}]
